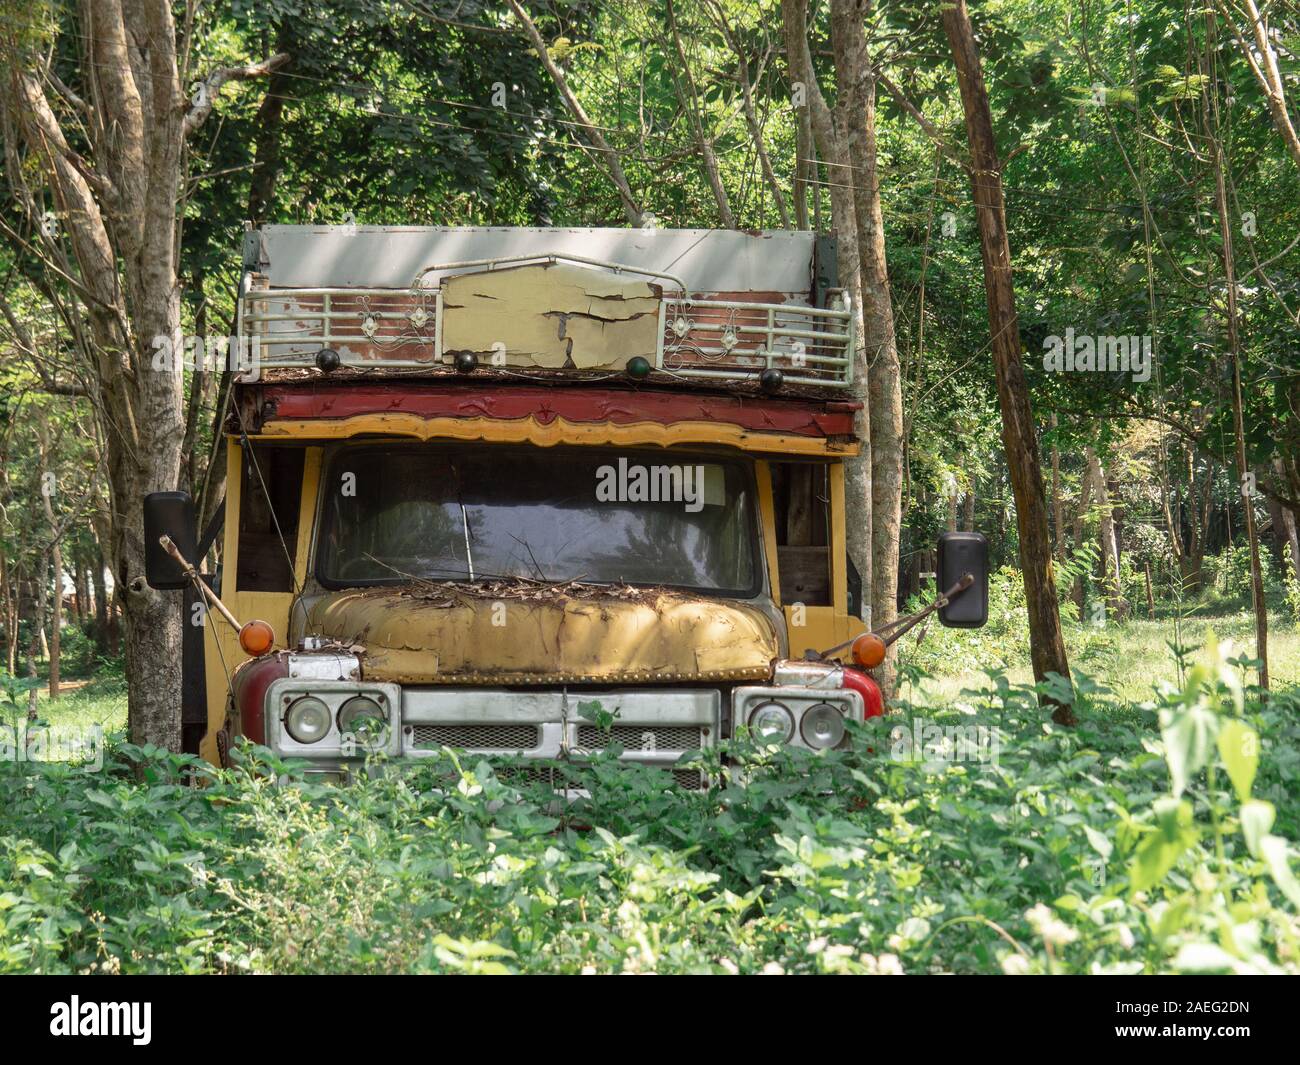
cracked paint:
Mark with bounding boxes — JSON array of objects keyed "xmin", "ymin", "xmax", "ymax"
[{"xmin": 440, "ymin": 261, "xmax": 661, "ymax": 368}]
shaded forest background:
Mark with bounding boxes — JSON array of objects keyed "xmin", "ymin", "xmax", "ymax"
[{"xmin": 1, "ymin": 0, "xmax": 1298, "ymax": 736}]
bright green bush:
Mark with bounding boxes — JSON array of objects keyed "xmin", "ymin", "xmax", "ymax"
[{"xmin": 1, "ymin": 639, "xmax": 1297, "ymax": 974}]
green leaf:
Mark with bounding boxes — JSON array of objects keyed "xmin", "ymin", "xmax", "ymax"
[
  {"xmin": 1083, "ymin": 825, "xmax": 1113, "ymax": 860},
  {"xmin": 1129, "ymin": 799, "xmax": 1197, "ymax": 894},
  {"xmin": 1160, "ymin": 703, "xmax": 1217, "ymax": 797},
  {"xmin": 1240, "ymin": 800, "xmax": 1274, "ymax": 859},
  {"xmin": 1258, "ymin": 835, "xmax": 1300, "ymax": 909},
  {"xmin": 1216, "ymin": 720, "xmax": 1258, "ymax": 802}
]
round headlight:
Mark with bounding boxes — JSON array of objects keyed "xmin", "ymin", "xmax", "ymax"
[
  {"xmin": 801, "ymin": 702, "xmax": 846, "ymax": 750},
  {"xmin": 749, "ymin": 701, "xmax": 794, "ymax": 744},
  {"xmin": 338, "ymin": 695, "xmax": 389, "ymax": 749},
  {"xmin": 284, "ymin": 696, "xmax": 331, "ymax": 744}
]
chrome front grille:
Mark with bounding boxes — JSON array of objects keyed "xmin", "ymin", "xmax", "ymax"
[
  {"xmin": 400, "ymin": 688, "xmax": 720, "ymax": 789},
  {"xmin": 410, "ymin": 723, "xmax": 541, "ymax": 751},
  {"xmin": 575, "ymin": 724, "xmax": 706, "ymax": 753},
  {"xmin": 672, "ymin": 768, "xmax": 707, "ymax": 790},
  {"xmin": 497, "ymin": 763, "xmax": 707, "ymax": 792}
]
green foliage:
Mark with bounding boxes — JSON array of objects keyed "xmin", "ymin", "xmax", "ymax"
[
  {"xmin": 1284, "ymin": 555, "xmax": 1300, "ymax": 627},
  {"xmin": 1205, "ymin": 543, "xmax": 1277, "ymax": 602},
  {"xmin": 2, "ymin": 640, "xmax": 1298, "ymax": 974}
]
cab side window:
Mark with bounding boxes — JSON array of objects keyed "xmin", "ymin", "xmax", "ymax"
[
  {"xmin": 236, "ymin": 445, "xmax": 305, "ymax": 592},
  {"xmin": 770, "ymin": 462, "xmax": 831, "ymax": 606}
]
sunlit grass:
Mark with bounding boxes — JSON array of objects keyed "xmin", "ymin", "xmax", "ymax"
[
  {"xmin": 907, "ymin": 608, "xmax": 1298, "ymax": 707},
  {"xmin": 23, "ymin": 678, "xmax": 127, "ymax": 734}
]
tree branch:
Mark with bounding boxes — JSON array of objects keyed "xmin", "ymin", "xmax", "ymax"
[{"xmin": 183, "ymin": 53, "xmax": 290, "ymax": 137}]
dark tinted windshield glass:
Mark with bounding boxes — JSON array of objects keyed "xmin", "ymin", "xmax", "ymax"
[{"xmin": 317, "ymin": 447, "xmax": 757, "ymax": 594}]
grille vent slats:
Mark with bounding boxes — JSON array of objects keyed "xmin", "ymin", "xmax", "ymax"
[{"xmin": 410, "ymin": 723, "xmax": 540, "ymax": 750}]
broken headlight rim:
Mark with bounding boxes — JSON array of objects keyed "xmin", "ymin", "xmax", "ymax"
[
  {"xmin": 337, "ymin": 694, "xmax": 389, "ymax": 748},
  {"xmin": 284, "ymin": 695, "xmax": 332, "ymax": 744}
]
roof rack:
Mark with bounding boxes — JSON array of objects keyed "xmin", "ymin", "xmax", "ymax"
[{"xmin": 237, "ymin": 253, "xmax": 855, "ymax": 389}]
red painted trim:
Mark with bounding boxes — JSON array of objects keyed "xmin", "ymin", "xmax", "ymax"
[
  {"xmin": 231, "ymin": 655, "xmax": 289, "ymax": 746},
  {"xmin": 255, "ymin": 384, "xmax": 860, "ymax": 439},
  {"xmin": 841, "ymin": 667, "xmax": 885, "ymax": 718}
]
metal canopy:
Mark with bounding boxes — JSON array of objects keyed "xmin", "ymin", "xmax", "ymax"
[
  {"xmin": 237, "ymin": 226, "xmax": 853, "ymax": 389},
  {"xmin": 246, "ymin": 225, "xmax": 819, "ymax": 296}
]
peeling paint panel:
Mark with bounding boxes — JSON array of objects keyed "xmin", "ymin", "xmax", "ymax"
[{"xmin": 441, "ymin": 262, "xmax": 660, "ymax": 368}]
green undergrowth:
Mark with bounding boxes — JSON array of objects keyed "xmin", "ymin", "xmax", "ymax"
[{"xmin": 1, "ymin": 638, "xmax": 1298, "ymax": 974}]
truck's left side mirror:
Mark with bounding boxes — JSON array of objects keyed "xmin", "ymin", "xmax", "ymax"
[
  {"xmin": 143, "ymin": 491, "xmax": 196, "ymax": 590},
  {"xmin": 937, "ymin": 531, "xmax": 988, "ymax": 628}
]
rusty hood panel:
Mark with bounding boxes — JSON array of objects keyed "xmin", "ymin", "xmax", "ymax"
[{"xmin": 304, "ymin": 587, "xmax": 779, "ymax": 684}]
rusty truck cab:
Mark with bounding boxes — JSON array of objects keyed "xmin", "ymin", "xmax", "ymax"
[{"xmin": 162, "ymin": 226, "xmax": 900, "ymax": 781}]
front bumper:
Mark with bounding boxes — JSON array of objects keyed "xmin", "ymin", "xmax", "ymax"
[{"xmin": 265, "ymin": 681, "xmax": 720, "ymax": 788}]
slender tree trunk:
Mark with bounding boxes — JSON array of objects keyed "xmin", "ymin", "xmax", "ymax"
[
  {"xmin": 36, "ymin": 416, "xmax": 62, "ymax": 699},
  {"xmin": 247, "ymin": 23, "xmax": 293, "ymax": 225},
  {"xmin": 1087, "ymin": 449, "xmax": 1126, "ymax": 619},
  {"xmin": 27, "ymin": 555, "xmax": 48, "ymax": 719},
  {"xmin": 1157, "ymin": 430, "xmax": 1185, "ymax": 570},
  {"xmin": 782, "ymin": 0, "xmax": 872, "ymax": 625},
  {"xmin": 1207, "ymin": 13, "xmax": 1268, "ymax": 694},
  {"xmin": 794, "ymin": 96, "xmax": 814, "ymax": 230},
  {"xmin": 72, "ymin": 550, "xmax": 87, "ymax": 627},
  {"xmin": 943, "ymin": 0, "xmax": 1072, "ymax": 721},
  {"xmin": 90, "ymin": 521, "xmax": 110, "ymax": 654},
  {"xmin": 1274, "ymin": 458, "xmax": 1300, "ymax": 571},
  {"xmin": 1050, "ymin": 414, "xmax": 1063, "ymax": 559},
  {"xmin": 1073, "ymin": 464, "xmax": 1092, "ymax": 610},
  {"xmin": 507, "ymin": 0, "xmax": 642, "ymax": 224},
  {"xmin": 831, "ymin": 0, "xmax": 902, "ymax": 687}
]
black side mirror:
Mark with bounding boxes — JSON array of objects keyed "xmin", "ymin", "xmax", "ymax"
[
  {"xmin": 143, "ymin": 491, "xmax": 197, "ymax": 590},
  {"xmin": 937, "ymin": 531, "xmax": 988, "ymax": 628}
]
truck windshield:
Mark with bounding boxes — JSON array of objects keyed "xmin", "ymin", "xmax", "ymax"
[{"xmin": 316, "ymin": 446, "xmax": 759, "ymax": 595}]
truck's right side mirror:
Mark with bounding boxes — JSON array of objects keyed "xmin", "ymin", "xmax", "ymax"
[
  {"xmin": 143, "ymin": 491, "xmax": 197, "ymax": 590},
  {"xmin": 937, "ymin": 531, "xmax": 988, "ymax": 628}
]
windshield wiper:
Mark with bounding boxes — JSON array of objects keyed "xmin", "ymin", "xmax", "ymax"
[{"xmin": 460, "ymin": 503, "xmax": 474, "ymax": 581}]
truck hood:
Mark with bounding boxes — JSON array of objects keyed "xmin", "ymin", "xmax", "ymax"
[{"xmin": 303, "ymin": 586, "xmax": 779, "ymax": 684}]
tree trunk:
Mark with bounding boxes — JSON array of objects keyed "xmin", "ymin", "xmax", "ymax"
[
  {"xmin": 667, "ymin": 0, "xmax": 735, "ymax": 228},
  {"xmin": 1050, "ymin": 414, "xmax": 1063, "ymax": 558},
  {"xmin": 1274, "ymin": 458, "xmax": 1300, "ymax": 571},
  {"xmin": 91, "ymin": 522, "xmax": 111, "ymax": 655},
  {"xmin": 782, "ymin": 0, "xmax": 873, "ymax": 626},
  {"xmin": 1087, "ymin": 449, "xmax": 1127, "ymax": 619},
  {"xmin": 831, "ymin": 0, "xmax": 902, "ymax": 688},
  {"xmin": 72, "ymin": 550, "xmax": 87, "ymax": 627},
  {"xmin": 247, "ymin": 23, "xmax": 294, "ymax": 225},
  {"xmin": 0, "ymin": 7, "xmax": 284, "ymax": 748},
  {"xmin": 37, "ymin": 415, "xmax": 62, "ymax": 699},
  {"xmin": 507, "ymin": 0, "xmax": 642, "ymax": 224},
  {"xmin": 943, "ymin": 0, "xmax": 1072, "ymax": 721},
  {"xmin": 1203, "ymin": 11, "xmax": 1268, "ymax": 694},
  {"xmin": 27, "ymin": 554, "xmax": 48, "ymax": 719}
]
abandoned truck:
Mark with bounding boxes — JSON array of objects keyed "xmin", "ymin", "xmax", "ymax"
[{"xmin": 144, "ymin": 225, "xmax": 988, "ymax": 785}]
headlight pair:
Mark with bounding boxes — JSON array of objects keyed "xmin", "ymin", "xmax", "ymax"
[
  {"xmin": 284, "ymin": 693, "xmax": 389, "ymax": 748},
  {"xmin": 748, "ymin": 699, "xmax": 846, "ymax": 750}
]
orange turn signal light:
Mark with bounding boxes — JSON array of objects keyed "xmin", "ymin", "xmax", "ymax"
[
  {"xmin": 851, "ymin": 632, "xmax": 887, "ymax": 670},
  {"xmin": 239, "ymin": 619, "xmax": 275, "ymax": 657}
]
